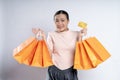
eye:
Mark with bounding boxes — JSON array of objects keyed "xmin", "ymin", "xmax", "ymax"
[
  {"xmin": 55, "ymin": 19, "xmax": 59, "ymax": 22},
  {"xmin": 61, "ymin": 19, "xmax": 65, "ymax": 22}
]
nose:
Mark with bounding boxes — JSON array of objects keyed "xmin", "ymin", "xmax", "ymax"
[{"xmin": 57, "ymin": 21, "xmax": 63, "ymax": 25}]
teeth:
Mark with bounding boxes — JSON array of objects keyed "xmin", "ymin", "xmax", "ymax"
[{"xmin": 78, "ymin": 21, "xmax": 87, "ymax": 28}]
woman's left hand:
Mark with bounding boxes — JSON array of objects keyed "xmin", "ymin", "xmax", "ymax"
[{"xmin": 80, "ymin": 28, "xmax": 87, "ymax": 36}]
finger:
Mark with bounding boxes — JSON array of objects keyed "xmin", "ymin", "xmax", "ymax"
[{"xmin": 32, "ymin": 29, "xmax": 38, "ymax": 34}]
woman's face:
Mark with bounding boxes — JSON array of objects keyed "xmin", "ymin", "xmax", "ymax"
[{"xmin": 54, "ymin": 14, "xmax": 69, "ymax": 32}]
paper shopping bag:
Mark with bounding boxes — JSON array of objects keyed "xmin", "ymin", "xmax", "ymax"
[
  {"xmin": 13, "ymin": 37, "xmax": 53, "ymax": 67},
  {"xmin": 31, "ymin": 40, "xmax": 53, "ymax": 67},
  {"xmin": 30, "ymin": 40, "xmax": 43, "ymax": 67},
  {"xmin": 42, "ymin": 40, "xmax": 53, "ymax": 67},
  {"xmin": 13, "ymin": 37, "xmax": 38, "ymax": 64},
  {"xmin": 74, "ymin": 41, "xmax": 94, "ymax": 69},
  {"xmin": 85, "ymin": 37, "xmax": 111, "ymax": 63},
  {"xmin": 74, "ymin": 37, "xmax": 111, "ymax": 70}
]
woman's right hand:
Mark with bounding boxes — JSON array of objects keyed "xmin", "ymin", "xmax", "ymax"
[{"xmin": 32, "ymin": 28, "xmax": 46, "ymax": 40}]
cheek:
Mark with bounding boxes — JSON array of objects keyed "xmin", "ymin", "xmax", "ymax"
[{"xmin": 54, "ymin": 23, "xmax": 59, "ymax": 28}]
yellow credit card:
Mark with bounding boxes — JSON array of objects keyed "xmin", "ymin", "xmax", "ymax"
[{"xmin": 78, "ymin": 21, "xmax": 87, "ymax": 28}]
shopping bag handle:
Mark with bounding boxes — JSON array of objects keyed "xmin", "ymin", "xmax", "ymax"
[{"xmin": 35, "ymin": 31, "xmax": 42, "ymax": 40}]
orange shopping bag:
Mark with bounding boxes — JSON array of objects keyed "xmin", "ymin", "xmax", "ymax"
[
  {"xmin": 13, "ymin": 37, "xmax": 53, "ymax": 67},
  {"xmin": 74, "ymin": 37, "xmax": 111, "ymax": 70},
  {"xmin": 42, "ymin": 40, "xmax": 53, "ymax": 67},
  {"xmin": 31, "ymin": 40, "xmax": 43, "ymax": 67},
  {"xmin": 13, "ymin": 37, "xmax": 38, "ymax": 64},
  {"xmin": 31, "ymin": 40, "xmax": 53, "ymax": 67}
]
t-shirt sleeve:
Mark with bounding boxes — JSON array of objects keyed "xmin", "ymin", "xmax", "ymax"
[{"xmin": 47, "ymin": 32, "xmax": 53, "ymax": 54}]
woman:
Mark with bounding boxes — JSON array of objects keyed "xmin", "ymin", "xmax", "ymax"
[{"xmin": 32, "ymin": 10, "xmax": 87, "ymax": 80}]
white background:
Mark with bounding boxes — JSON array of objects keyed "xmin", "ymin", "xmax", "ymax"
[{"xmin": 0, "ymin": 0, "xmax": 120, "ymax": 80}]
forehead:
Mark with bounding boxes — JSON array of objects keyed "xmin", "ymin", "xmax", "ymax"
[{"xmin": 55, "ymin": 14, "xmax": 67, "ymax": 19}]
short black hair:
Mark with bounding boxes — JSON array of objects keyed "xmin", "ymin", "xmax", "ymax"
[{"xmin": 54, "ymin": 10, "xmax": 69, "ymax": 20}]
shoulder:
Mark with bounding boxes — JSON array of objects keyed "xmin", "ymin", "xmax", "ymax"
[
  {"xmin": 48, "ymin": 31, "xmax": 56, "ymax": 35},
  {"xmin": 47, "ymin": 31, "xmax": 57, "ymax": 37}
]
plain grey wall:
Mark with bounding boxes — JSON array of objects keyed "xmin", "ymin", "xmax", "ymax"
[
  {"xmin": 0, "ymin": 0, "xmax": 4, "ymax": 80},
  {"xmin": 0, "ymin": 0, "xmax": 120, "ymax": 80}
]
